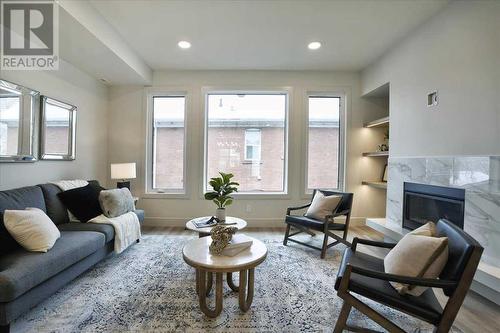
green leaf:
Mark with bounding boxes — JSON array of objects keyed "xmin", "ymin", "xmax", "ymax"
[{"xmin": 204, "ymin": 192, "xmax": 218, "ymax": 200}]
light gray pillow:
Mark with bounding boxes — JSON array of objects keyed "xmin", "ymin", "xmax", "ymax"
[
  {"xmin": 99, "ymin": 188, "xmax": 135, "ymax": 218},
  {"xmin": 304, "ymin": 191, "xmax": 342, "ymax": 221}
]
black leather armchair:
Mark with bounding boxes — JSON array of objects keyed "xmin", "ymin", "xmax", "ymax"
[
  {"xmin": 333, "ymin": 219, "xmax": 484, "ymax": 333},
  {"xmin": 283, "ymin": 190, "xmax": 353, "ymax": 259}
]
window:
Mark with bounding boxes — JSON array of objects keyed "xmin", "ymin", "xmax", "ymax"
[
  {"xmin": 0, "ymin": 96, "xmax": 20, "ymax": 156},
  {"xmin": 150, "ymin": 95, "xmax": 186, "ymax": 192},
  {"xmin": 244, "ymin": 129, "xmax": 261, "ymax": 161},
  {"xmin": 205, "ymin": 93, "xmax": 287, "ymax": 193},
  {"xmin": 306, "ymin": 95, "xmax": 343, "ymax": 191}
]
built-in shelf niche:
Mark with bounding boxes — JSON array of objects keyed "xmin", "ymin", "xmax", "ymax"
[{"xmin": 361, "ymin": 82, "xmax": 390, "ymax": 199}]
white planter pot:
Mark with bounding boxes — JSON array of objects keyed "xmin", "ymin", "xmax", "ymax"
[{"xmin": 216, "ymin": 208, "xmax": 226, "ymax": 222}]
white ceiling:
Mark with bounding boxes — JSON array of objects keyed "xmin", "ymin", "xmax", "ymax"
[
  {"xmin": 59, "ymin": 9, "xmax": 150, "ymax": 85},
  {"xmin": 89, "ymin": 0, "xmax": 449, "ymax": 71}
]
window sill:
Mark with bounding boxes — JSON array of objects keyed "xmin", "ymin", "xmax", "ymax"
[
  {"xmin": 231, "ymin": 192, "xmax": 291, "ymax": 200},
  {"xmin": 142, "ymin": 192, "xmax": 189, "ymax": 199},
  {"xmin": 241, "ymin": 160, "xmax": 263, "ymax": 165}
]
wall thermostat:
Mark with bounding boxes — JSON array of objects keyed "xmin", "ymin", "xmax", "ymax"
[{"xmin": 427, "ymin": 91, "xmax": 438, "ymax": 107}]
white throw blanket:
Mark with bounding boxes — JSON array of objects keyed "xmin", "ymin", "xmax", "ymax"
[
  {"xmin": 52, "ymin": 179, "xmax": 141, "ymax": 254},
  {"xmin": 90, "ymin": 212, "xmax": 141, "ymax": 254}
]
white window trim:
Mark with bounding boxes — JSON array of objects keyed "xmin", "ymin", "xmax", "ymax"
[
  {"xmin": 302, "ymin": 90, "xmax": 347, "ymax": 197},
  {"xmin": 201, "ymin": 87, "xmax": 291, "ymax": 198},
  {"xmin": 144, "ymin": 89, "xmax": 189, "ymax": 198}
]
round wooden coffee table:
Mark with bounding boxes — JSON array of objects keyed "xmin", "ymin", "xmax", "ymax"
[
  {"xmin": 182, "ymin": 236, "xmax": 267, "ymax": 318},
  {"xmin": 185, "ymin": 216, "xmax": 247, "ymax": 237}
]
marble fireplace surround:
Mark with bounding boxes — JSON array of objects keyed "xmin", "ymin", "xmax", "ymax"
[{"xmin": 383, "ymin": 155, "xmax": 500, "ymax": 303}]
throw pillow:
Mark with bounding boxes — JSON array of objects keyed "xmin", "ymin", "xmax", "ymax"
[
  {"xmin": 99, "ymin": 188, "xmax": 135, "ymax": 218},
  {"xmin": 384, "ymin": 222, "xmax": 448, "ymax": 296},
  {"xmin": 408, "ymin": 221, "xmax": 436, "ymax": 237},
  {"xmin": 304, "ymin": 191, "xmax": 342, "ymax": 221},
  {"xmin": 4, "ymin": 208, "xmax": 61, "ymax": 252},
  {"xmin": 57, "ymin": 184, "xmax": 103, "ymax": 222}
]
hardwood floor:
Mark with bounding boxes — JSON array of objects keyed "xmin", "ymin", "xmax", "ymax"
[{"xmin": 142, "ymin": 225, "xmax": 500, "ymax": 333}]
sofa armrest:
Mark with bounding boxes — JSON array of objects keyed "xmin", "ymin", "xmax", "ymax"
[{"xmin": 134, "ymin": 209, "xmax": 145, "ymax": 223}]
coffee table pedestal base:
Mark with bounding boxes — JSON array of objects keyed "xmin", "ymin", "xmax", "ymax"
[{"xmin": 195, "ymin": 269, "xmax": 255, "ymax": 318}]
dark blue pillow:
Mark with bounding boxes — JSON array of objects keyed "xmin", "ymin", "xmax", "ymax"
[{"xmin": 57, "ymin": 184, "xmax": 103, "ymax": 222}]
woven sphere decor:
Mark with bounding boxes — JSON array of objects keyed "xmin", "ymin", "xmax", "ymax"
[{"xmin": 209, "ymin": 225, "xmax": 238, "ymax": 255}]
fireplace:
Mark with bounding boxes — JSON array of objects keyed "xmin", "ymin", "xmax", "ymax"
[{"xmin": 403, "ymin": 182, "xmax": 465, "ymax": 230}]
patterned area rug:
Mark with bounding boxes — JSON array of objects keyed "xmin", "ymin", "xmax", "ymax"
[{"xmin": 14, "ymin": 233, "xmax": 455, "ymax": 332}]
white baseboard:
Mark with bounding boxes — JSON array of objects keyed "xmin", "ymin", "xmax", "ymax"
[
  {"xmin": 143, "ymin": 216, "xmax": 366, "ymax": 228},
  {"xmin": 471, "ymin": 280, "xmax": 500, "ymax": 305}
]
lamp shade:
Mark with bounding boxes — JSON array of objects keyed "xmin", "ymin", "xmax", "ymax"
[{"xmin": 111, "ymin": 163, "xmax": 136, "ymax": 180}]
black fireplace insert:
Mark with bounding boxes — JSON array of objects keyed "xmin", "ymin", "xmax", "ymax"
[{"xmin": 403, "ymin": 182, "xmax": 465, "ymax": 230}]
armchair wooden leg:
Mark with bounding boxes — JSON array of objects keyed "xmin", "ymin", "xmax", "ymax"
[
  {"xmin": 333, "ymin": 300, "xmax": 351, "ymax": 333},
  {"xmin": 283, "ymin": 224, "xmax": 291, "ymax": 246},
  {"xmin": 342, "ymin": 228, "xmax": 348, "ymax": 241},
  {"xmin": 321, "ymin": 232, "xmax": 329, "ymax": 259},
  {"xmin": 343, "ymin": 293, "xmax": 405, "ymax": 333}
]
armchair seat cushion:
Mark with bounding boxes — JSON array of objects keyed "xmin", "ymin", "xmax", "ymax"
[
  {"xmin": 335, "ymin": 247, "xmax": 443, "ymax": 324},
  {"xmin": 285, "ymin": 215, "xmax": 345, "ymax": 231}
]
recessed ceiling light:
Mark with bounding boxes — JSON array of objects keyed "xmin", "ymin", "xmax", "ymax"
[
  {"xmin": 178, "ymin": 41, "xmax": 191, "ymax": 49},
  {"xmin": 308, "ymin": 41, "xmax": 322, "ymax": 50}
]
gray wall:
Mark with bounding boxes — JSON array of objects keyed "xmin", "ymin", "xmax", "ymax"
[
  {"xmin": 108, "ymin": 70, "xmax": 387, "ymax": 226},
  {"xmin": 362, "ymin": 0, "xmax": 500, "ymax": 157},
  {"xmin": 0, "ymin": 60, "xmax": 109, "ymax": 190}
]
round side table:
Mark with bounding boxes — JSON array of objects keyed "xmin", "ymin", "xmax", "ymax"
[
  {"xmin": 185, "ymin": 216, "xmax": 247, "ymax": 237},
  {"xmin": 182, "ymin": 236, "xmax": 267, "ymax": 318}
]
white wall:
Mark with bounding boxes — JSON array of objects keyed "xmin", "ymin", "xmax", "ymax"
[
  {"xmin": 108, "ymin": 70, "xmax": 387, "ymax": 226},
  {"xmin": 362, "ymin": 0, "xmax": 500, "ymax": 157},
  {"xmin": 0, "ymin": 60, "xmax": 109, "ymax": 190}
]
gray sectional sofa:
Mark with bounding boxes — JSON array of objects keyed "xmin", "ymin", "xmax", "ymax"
[{"xmin": 0, "ymin": 181, "xmax": 144, "ymax": 333}]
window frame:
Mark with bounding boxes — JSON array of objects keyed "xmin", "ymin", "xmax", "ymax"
[
  {"xmin": 145, "ymin": 90, "xmax": 189, "ymax": 197},
  {"xmin": 202, "ymin": 88, "xmax": 291, "ymax": 198},
  {"xmin": 244, "ymin": 128, "xmax": 262, "ymax": 161},
  {"xmin": 303, "ymin": 91, "xmax": 346, "ymax": 195}
]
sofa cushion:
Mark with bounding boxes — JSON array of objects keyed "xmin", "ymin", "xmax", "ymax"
[
  {"xmin": 0, "ymin": 186, "xmax": 46, "ymax": 254},
  {"xmin": 0, "ymin": 230, "xmax": 105, "ymax": 302},
  {"xmin": 37, "ymin": 184, "xmax": 69, "ymax": 225},
  {"xmin": 58, "ymin": 223, "xmax": 115, "ymax": 243},
  {"xmin": 57, "ymin": 184, "xmax": 103, "ymax": 222}
]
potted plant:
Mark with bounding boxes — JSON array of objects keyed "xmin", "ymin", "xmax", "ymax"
[{"xmin": 204, "ymin": 172, "xmax": 239, "ymax": 222}]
